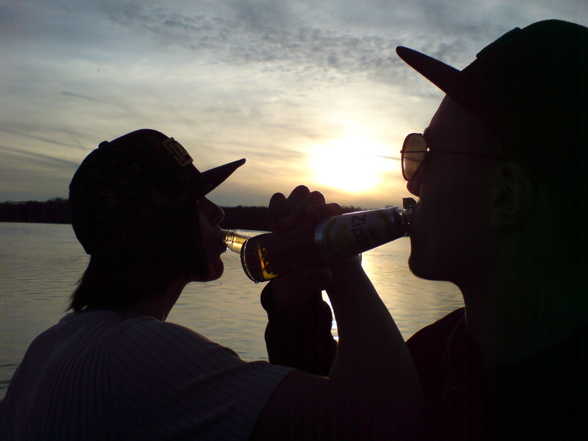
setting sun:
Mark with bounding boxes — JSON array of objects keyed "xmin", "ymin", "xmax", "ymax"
[{"xmin": 309, "ymin": 137, "xmax": 397, "ymax": 194}]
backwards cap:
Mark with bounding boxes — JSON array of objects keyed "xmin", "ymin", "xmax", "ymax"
[
  {"xmin": 396, "ymin": 19, "xmax": 588, "ymax": 174},
  {"xmin": 69, "ymin": 129, "xmax": 245, "ymax": 254}
]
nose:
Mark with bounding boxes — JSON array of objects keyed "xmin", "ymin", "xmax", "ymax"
[
  {"xmin": 201, "ymin": 197, "xmax": 225, "ymax": 225},
  {"xmin": 215, "ymin": 205, "xmax": 225, "ymax": 225},
  {"xmin": 213, "ymin": 203, "xmax": 225, "ymax": 225}
]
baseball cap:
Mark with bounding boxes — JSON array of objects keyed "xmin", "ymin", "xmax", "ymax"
[
  {"xmin": 69, "ymin": 129, "xmax": 245, "ymax": 254},
  {"xmin": 396, "ymin": 20, "xmax": 588, "ymax": 171}
]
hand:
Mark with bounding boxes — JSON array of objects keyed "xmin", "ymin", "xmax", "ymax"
[
  {"xmin": 268, "ymin": 185, "xmax": 342, "ymax": 290},
  {"xmin": 268, "ymin": 185, "xmax": 342, "ymax": 233}
]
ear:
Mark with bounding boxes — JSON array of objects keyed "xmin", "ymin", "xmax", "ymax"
[{"xmin": 490, "ymin": 162, "xmax": 534, "ymax": 228}]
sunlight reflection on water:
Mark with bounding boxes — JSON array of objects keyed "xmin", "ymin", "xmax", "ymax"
[{"xmin": 0, "ymin": 223, "xmax": 462, "ymax": 399}]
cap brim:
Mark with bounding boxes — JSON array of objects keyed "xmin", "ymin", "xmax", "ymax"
[
  {"xmin": 195, "ymin": 158, "xmax": 246, "ymax": 199},
  {"xmin": 396, "ymin": 46, "xmax": 464, "ymax": 102}
]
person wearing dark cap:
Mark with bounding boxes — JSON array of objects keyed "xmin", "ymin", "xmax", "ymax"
[
  {"xmin": 396, "ymin": 19, "xmax": 588, "ymax": 440},
  {"xmin": 0, "ymin": 129, "xmax": 423, "ymax": 440},
  {"xmin": 263, "ymin": 19, "xmax": 588, "ymax": 440}
]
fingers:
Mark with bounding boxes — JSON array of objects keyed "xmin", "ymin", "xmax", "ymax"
[
  {"xmin": 268, "ymin": 185, "xmax": 335, "ymax": 232},
  {"xmin": 282, "ymin": 189, "xmax": 325, "ymax": 230},
  {"xmin": 268, "ymin": 186, "xmax": 309, "ymax": 232},
  {"xmin": 279, "ymin": 186, "xmax": 313, "ymax": 228},
  {"xmin": 268, "ymin": 192, "xmax": 286, "ymax": 231}
]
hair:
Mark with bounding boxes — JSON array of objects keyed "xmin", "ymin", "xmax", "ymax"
[{"xmin": 68, "ymin": 201, "xmax": 207, "ymax": 312}]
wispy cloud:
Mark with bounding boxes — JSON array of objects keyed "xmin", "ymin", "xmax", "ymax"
[
  {"xmin": 0, "ymin": 145, "xmax": 80, "ymax": 169},
  {"xmin": 61, "ymin": 91, "xmax": 110, "ymax": 105},
  {"xmin": 98, "ymin": 2, "xmax": 408, "ymax": 82}
]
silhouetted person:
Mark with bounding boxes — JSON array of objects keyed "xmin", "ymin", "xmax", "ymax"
[
  {"xmin": 0, "ymin": 129, "xmax": 423, "ymax": 440},
  {"xmin": 264, "ymin": 19, "xmax": 588, "ymax": 440}
]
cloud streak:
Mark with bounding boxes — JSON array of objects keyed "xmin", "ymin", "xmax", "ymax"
[
  {"xmin": 0, "ymin": 146, "xmax": 80, "ymax": 169},
  {"xmin": 62, "ymin": 91, "xmax": 110, "ymax": 105}
]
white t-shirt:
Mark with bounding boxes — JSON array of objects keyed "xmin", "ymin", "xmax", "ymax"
[{"xmin": 0, "ymin": 310, "xmax": 294, "ymax": 441}]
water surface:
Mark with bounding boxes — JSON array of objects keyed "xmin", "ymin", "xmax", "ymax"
[{"xmin": 0, "ymin": 222, "xmax": 462, "ymax": 399}]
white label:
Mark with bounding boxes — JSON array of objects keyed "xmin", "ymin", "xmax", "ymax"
[{"xmin": 317, "ymin": 208, "xmax": 403, "ymax": 259}]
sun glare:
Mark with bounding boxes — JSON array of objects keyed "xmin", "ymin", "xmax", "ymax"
[{"xmin": 310, "ymin": 137, "xmax": 396, "ymax": 194}]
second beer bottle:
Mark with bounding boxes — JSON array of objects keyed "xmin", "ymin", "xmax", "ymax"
[{"xmin": 225, "ymin": 198, "xmax": 415, "ymax": 283}]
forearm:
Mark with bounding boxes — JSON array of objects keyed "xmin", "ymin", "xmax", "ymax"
[
  {"xmin": 262, "ymin": 258, "xmax": 424, "ymax": 437},
  {"xmin": 326, "ymin": 258, "xmax": 424, "ymax": 436}
]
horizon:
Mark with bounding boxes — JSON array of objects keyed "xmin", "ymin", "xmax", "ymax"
[
  {"xmin": 0, "ymin": 197, "xmax": 370, "ymax": 210},
  {"xmin": 2, "ymin": 1, "xmax": 587, "ymax": 209}
]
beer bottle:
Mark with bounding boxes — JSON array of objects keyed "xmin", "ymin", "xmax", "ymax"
[{"xmin": 224, "ymin": 198, "xmax": 415, "ymax": 283}]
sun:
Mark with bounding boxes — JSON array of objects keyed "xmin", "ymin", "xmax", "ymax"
[{"xmin": 309, "ymin": 137, "xmax": 396, "ymax": 194}]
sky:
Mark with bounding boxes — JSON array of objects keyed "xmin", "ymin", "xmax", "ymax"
[{"xmin": 2, "ymin": 0, "xmax": 587, "ymax": 208}]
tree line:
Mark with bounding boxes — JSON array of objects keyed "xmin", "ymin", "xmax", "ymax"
[{"xmin": 0, "ymin": 199, "xmax": 365, "ymax": 231}]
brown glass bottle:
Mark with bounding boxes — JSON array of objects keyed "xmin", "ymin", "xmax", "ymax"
[{"xmin": 225, "ymin": 200, "xmax": 414, "ymax": 283}]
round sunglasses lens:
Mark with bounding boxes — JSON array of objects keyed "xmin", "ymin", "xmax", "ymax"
[{"xmin": 402, "ymin": 134, "xmax": 427, "ymax": 180}]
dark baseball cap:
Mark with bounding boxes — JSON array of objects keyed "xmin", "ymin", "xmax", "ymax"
[
  {"xmin": 396, "ymin": 20, "xmax": 588, "ymax": 169},
  {"xmin": 70, "ymin": 129, "xmax": 245, "ymax": 254}
]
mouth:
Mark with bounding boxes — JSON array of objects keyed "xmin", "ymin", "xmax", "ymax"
[
  {"xmin": 403, "ymin": 197, "xmax": 417, "ymax": 210},
  {"xmin": 222, "ymin": 237, "xmax": 231, "ymax": 253},
  {"xmin": 402, "ymin": 197, "xmax": 418, "ymax": 235},
  {"xmin": 215, "ymin": 229, "xmax": 229, "ymax": 254}
]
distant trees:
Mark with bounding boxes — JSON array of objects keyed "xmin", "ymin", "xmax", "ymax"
[
  {"xmin": 0, "ymin": 199, "xmax": 366, "ymax": 231},
  {"xmin": 221, "ymin": 206, "xmax": 269, "ymax": 230},
  {"xmin": 0, "ymin": 198, "xmax": 71, "ymax": 224},
  {"xmin": 0, "ymin": 199, "xmax": 271, "ymax": 229}
]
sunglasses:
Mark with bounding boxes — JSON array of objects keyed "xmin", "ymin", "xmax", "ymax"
[{"xmin": 401, "ymin": 133, "xmax": 507, "ymax": 181}]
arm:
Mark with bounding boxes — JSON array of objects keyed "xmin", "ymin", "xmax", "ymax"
[
  {"xmin": 250, "ymin": 186, "xmax": 424, "ymax": 441},
  {"xmin": 261, "ymin": 280, "xmax": 336, "ymax": 376},
  {"xmin": 260, "ymin": 186, "xmax": 338, "ymax": 375},
  {"xmin": 252, "ymin": 259, "xmax": 423, "ymax": 440}
]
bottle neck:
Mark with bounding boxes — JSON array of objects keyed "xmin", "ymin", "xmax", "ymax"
[{"xmin": 224, "ymin": 230, "xmax": 269, "ymax": 254}]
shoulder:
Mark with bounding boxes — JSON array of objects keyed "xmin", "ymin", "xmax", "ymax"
[
  {"xmin": 407, "ymin": 308, "xmax": 466, "ymax": 349},
  {"xmin": 108, "ymin": 318, "xmax": 295, "ymax": 440},
  {"xmin": 406, "ymin": 308, "xmax": 467, "ymax": 370},
  {"xmin": 110, "ymin": 316, "xmax": 294, "ymax": 385},
  {"xmin": 113, "ymin": 317, "xmax": 240, "ymax": 366}
]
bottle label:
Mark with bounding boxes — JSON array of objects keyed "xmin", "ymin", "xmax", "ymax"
[{"xmin": 315, "ymin": 208, "xmax": 405, "ymax": 260}]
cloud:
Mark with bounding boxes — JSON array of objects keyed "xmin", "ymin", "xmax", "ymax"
[
  {"xmin": 0, "ymin": 145, "xmax": 80, "ymax": 170},
  {"xmin": 0, "ymin": 125, "xmax": 90, "ymax": 151},
  {"xmin": 62, "ymin": 91, "xmax": 110, "ymax": 105},
  {"xmin": 0, "ymin": 145, "xmax": 81, "ymax": 201},
  {"xmin": 228, "ymin": 0, "xmax": 296, "ymax": 28},
  {"xmin": 2, "ymin": 0, "xmax": 588, "ymax": 207},
  {"xmin": 94, "ymin": 0, "xmax": 408, "ymax": 84}
]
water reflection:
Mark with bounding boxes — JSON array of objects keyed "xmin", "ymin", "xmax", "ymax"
[
  {"xmin": 0, "ymin": 224, "xmax": 463, "ymax": 399},
  {"xmin": 360, "ymin": 238, "xmax": 463, "ymax": 339}
]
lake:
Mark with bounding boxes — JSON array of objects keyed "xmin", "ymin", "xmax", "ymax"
[{"xmin": 0, "ymin": 222, "xmax": 463, "ymax": 399}]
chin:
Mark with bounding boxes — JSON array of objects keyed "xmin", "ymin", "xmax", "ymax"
[
  {"xmin": 407, "ymin": 253, "xmax": 429, "ymax": 280},
  {"xmin": 204, "ymin": 260, "xmax": 224, "ymax": 281},
  {"xmin": 191, "ymin": 259, "xmax": 224, "ymax": 282},
  {"xmin": 407, "ymin": 239, "xmax": 431, "ymax": 280},
  {"xmin": 408, "ymin": 251, "xmax": 452, "ymax": 283}
]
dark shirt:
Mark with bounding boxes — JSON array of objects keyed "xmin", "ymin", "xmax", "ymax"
[{"xmin": 407, "ymin": 307, "xmax": 588, "ymax": 440}]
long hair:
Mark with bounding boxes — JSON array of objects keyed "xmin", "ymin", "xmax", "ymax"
[{"xmin": 68, "ymin": 202, "xmax": 207, "ymax": 312}]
